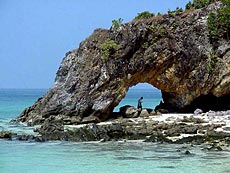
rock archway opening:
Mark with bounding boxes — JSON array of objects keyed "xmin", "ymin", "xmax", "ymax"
[{"xmin": 114, "ymin": 83, "xmax": 162, "ymax": 113}]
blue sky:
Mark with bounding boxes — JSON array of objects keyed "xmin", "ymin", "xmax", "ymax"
[{"xmin": 0, "ymin": 0, "xmax": 190, "ymax": 89}]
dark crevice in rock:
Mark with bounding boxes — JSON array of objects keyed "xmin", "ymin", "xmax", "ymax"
[
  {"xmin": 156, "ymin": 93, "xmax": 230, "ymax": 113},
  {"xmin": 183, "ymin": 94, "xmax": 230, "ymax": 112}
]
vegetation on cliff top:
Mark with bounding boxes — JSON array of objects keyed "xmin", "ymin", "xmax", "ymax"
[
  {"xmin": 112, "ymin": 18, "xmax": 123, "ymax": 31},
  {"xmin": 207, "ymin": 0, "xmax": 230, "ymax": 41},
  {"xmin": 133, "ymin": 0, "xmax": 229, "ymax": 42},
  {"xmin": 134, "ymin": 11, "xmax": 155, "ymax": 20},
  {"xmin": 185, "ymin": 0, "xmax": 217, "ymax": 9},
  {"xmin": 184, "ymin": 0, "xmax": 230, "ymax": 41}
]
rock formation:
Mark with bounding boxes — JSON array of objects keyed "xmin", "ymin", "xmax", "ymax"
[
  {"xmin": 16, "ymin": 2, "xmax": 230, "ymax": 125},
  {"xmin": 26, "ymin": 110, "xmax": 230, "ymax": 144}
]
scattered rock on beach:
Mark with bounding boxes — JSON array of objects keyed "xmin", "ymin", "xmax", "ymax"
[
  {"xmin": 119, "ymin": 105, "xmax": 155, "ymax": 118},
  {"xmin": 120, "ymin": 105, "xmax": 139, "ymax": 118},
  {"xmin": 194, "ymin": 109, "xmax": 203, "ymax": 115},
  {"xmin": 0, "ymin": 131, "xmax": 15, "ymax": 139}
]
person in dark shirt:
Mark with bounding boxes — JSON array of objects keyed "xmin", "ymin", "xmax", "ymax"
[{"xmin": 137, "ymin": 97, "xmax": 143, "ymax": 116}]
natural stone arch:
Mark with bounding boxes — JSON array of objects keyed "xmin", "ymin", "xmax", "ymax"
[
  {"xmin": 16, "ymin": 3, "xmax": 230, "ymax": 125},
  {"xmin": 114, "ymin": 83, "xmax": 161, "ymax": 112}
]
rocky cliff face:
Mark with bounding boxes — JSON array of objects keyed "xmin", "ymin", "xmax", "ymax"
[{"xmin": 16, "ymin": 2, "xmax": 230, "ymax": 125}]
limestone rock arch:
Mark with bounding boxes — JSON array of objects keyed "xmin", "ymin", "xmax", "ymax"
[{"xmin": 16, "ymin": 3, "xmax": 230, "ymax": 125}]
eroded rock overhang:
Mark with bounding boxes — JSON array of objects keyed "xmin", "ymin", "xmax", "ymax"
[{"xmin": 16, "ymin": 2, "xmax": 230, "ymax": 125}]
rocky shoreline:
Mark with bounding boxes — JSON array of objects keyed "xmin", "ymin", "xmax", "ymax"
[{"xmin": 1, "ymin": 108, "xmax": 230, "ymax": 149}]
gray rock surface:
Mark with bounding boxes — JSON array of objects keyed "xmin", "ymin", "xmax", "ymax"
[{"xmin": 15, "ymin": 2, "xmax": 230, "ymax": 126}]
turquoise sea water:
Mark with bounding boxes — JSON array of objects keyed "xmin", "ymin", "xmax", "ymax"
[
  {"xmin": 0, "ymin": 88, "xmax": 230, "ymax": 173},
  {"xmin": 0, "ymin": 89, "xmax": 47, "ymax": 119}
]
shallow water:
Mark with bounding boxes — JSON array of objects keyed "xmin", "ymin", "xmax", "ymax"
[
  {"xmin": 1, "ymin": 88, "xmax": 230, "ymax": 173},
  {"xmin": 0, "ymin": 140, "xmax": 230, "ymax": 173}
]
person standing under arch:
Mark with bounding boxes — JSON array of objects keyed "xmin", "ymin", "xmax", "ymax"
[{"xmin": 137, "ymin": 97, "xmax": 143, "ymax": 116}]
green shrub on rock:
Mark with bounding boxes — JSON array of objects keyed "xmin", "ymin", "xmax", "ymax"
[
  {"xmin": 99, "ymin": 39, "xmax": 121, "ymax": 59},
  {"xmin": 185, "ymin": 0, "xmax": 216, "ymax": 10},
  {"xmin": 112, "ymin": 18, "xmax": 123, "ymax": 31},
  {"xmin": 207, "ymin": 0, "xmax": 230, "ymax": 41},
  {"xmin": 185, "ymin": 1, "xmax": 193, "ymax": 9},
  {"xmin": 193, "ymin": 0, "xmax": 214, "ymax": 8},
  {"xmin": 134, "ymin": 11, "xmax": 155, "ymax": 20},
  {"xmin": 218, "ymin": 0, "xmax": 230, "ymax": 39},
  {"xmin": 157, "ymin": 12, "xmax": 162, "ymax": 16},
  {"xmin": 208, "ymin": 12, "xmax": 219, "ymax": 40},
  {"xmin": 168, "ymin": 7, "xmax": 183, "ymax": 17},
  {"xmin": 207, "ymin": 51, "xmax": 217, "ymax": 73}
]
